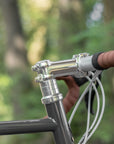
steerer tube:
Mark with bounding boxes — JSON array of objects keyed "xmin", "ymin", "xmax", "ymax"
[
  {"xmin": 39, "ymin": 78, "xmax": 74, "ymax": 144},
  {"xmin": 32, "ymin": 59, "xmax": 75, "ymax": 144}
]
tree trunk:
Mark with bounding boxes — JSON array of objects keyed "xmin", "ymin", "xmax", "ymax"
[
  {"xmin": 58, "ymin": 0, "xmax": 86, "ymax": 55},
  {"xmin": 104, "ymin": 0, "xmax": 114, "ymax": 22},
  {"xmin": 0, "ymin": 0, "xmax": 28, "ymax": 73},
  {"xmin": 0, "ymin": 0, "xmax": 29, "ymax": 118},
  {"xmin": 104, "ymin": 0, "xmax": 114, "ymax": 50}
]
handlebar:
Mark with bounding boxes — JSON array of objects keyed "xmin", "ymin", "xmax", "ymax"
[
  {"xmin": 32, "ymin": 50, "xmax": 114, "ymax": 113},
  {"xmin": 97, "ymin": 50, "xmax": 114, "ymax": 69},
  {"xmin": 31, "ymin": 50, "xmax": 113, "ymax": 144},
  {"xmin": 74, "ymin": 51, "xmax": 114, "ymax": 72},
  {"xmin": 32, "ymin": 51, "xmax": 114, "ymax": 82}
]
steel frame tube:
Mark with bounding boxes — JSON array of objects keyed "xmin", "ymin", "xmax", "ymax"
[
  {"xmin": 46, "ymin": 100, "xmax": 74, "ymax": 144},
  {"xmin": 0, "ymin": 118, "xmax": 57, "ymax": 135}
]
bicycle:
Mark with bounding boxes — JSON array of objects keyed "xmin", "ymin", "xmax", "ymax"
[{"xmin": 0, "ymin": 51, "xmax": 114, "ymax": 144}]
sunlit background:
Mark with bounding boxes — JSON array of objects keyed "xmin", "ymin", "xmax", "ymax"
[{"xmin": 0, "ymin": 0, "xmax": 114, "ymax": 143}]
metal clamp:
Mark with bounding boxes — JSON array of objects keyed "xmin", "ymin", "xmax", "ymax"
[
  {"xmin": 41, "ymin": 94, "xmax": 63, "ymax": 104},
  {"xmin": 72, "ymin": 53, "xmax": 89, "ymax": 77}
]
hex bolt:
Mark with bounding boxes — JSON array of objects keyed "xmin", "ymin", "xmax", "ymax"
[
  {"xmin": 35, "ymin": 74, "xmax": 43, "ymax": 83},
  {"xmin": 31, "ymin": 65, "xmax": 38, "ymax": 71}
]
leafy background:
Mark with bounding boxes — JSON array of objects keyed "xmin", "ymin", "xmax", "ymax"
[{"xmin": 0, "ymin": 0, "xmax": 114, "ymax": 143}]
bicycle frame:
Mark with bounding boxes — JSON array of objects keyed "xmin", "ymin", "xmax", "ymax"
[
  {"xmin": 0, "ymin": 101, "xmax": 73, "ymax": 144},
  {"xmin": 0, "ymin": 103, "xmax": 73, "ymax": 144},
  {"xmin": 0, "ymin": 90, "xmax": 74, "ymax": 144},
  {"xmin": 0, "ymin": 53, "xmax": 97, "ymax": 144}
]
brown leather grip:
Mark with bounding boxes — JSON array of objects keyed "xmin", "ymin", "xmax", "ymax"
[{"xmin": 98, "ymin": 50, "xmax": 114, "ymax": 69}]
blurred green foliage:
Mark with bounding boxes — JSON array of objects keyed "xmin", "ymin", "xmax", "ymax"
[
  {"xmin": 70, "ymin": 20, "xmax": 114, "ymax": 52},
  {"xmin": 0, "ymin": 0, "xmax": 114, "ymax": 144}
]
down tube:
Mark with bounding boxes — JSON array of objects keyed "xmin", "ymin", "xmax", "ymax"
[{"xmin": 46, "ymin": 100, "xmax": 74, "ymax": 144}]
